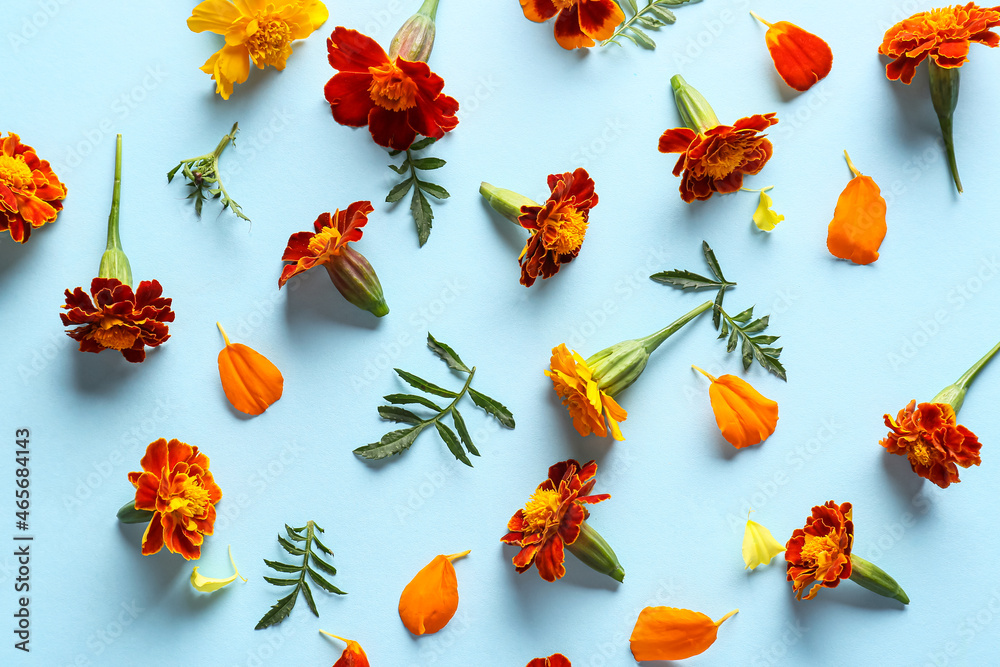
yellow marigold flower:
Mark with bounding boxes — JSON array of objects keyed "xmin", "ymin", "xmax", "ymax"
[{"xmin": 188, "ymin": 0, "xmax": 329, "ymax": 99}]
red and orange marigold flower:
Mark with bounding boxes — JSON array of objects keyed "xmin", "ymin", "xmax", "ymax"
[
  {"xmin": 546, "ymin": 344, "xmax": 627, "ymax": 441},
  {"xmin": 785, "ymin": 501, "xmax": 853, "ymax": 600},
  {"xmin": 325, "ymin": 27, "xmax": 459, "ymax": 151},
  {"xmin": 0, "ymin": 132, "xmax": 67, "ymax": 244},
  {"xmin": 502, "ymin": 459, "xmax": 609, "ymax": 582},
  {"xmin": 518, "ymin": 169, "xmax": 596, "ymax": 287},
  {"xmin": 878, "ymin": 3, "xmax": 1000, "ymax": 84},
  {"xmin": 527, "ymin": 655, "xmax": 572, "ymax": 667},
  {"xmin": 61, "ymin": 278, "xmax": 175, "ymax": 363},
  {"xmin": 520, "ymin": 0, "xmax": 624, "ymax": 50},
  {"xmin": 881, "ymin": 400, "xmax": 981, "ymax": 488},
  {"xmin": 128, "ymin": 438, "xmax": 222, "ymax": 561}
]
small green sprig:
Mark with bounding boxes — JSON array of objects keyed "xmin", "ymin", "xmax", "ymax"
[
  {"xmin": 354, "ymin": 333, "xmax": 514, "ymax": 466},
  {"xmin": 387, "ymin": 137, "xmax": 449, "ymax": 247},
  {"xmin": 604, "ymin": 0, "xmax": 701, "ymax": 49},
  {"xmin": 651, "ymin": 241, "xmax": 786, "ymax": 381},
  {"xmin": 256, "ymin": 521, "xmax": 345, "ymax": 630},
  {"xmin": 168, "ymin": 122, "xmax": 250, "ymax": 222}
]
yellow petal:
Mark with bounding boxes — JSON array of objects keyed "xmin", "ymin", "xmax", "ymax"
[
  {"xmin": 742, "ymin": 513, "xmax": 784, "ymax": 570},
  {"xmin": 191, "ymin": 545, "xmax": 247, "ymax": 592},
  {"xmin": 188, "ymin": 0, "xmax": 242, "ymax": 34},
  {"xmin": 752, "ymin": 189, "xmax": 784, "ymax": 232}
]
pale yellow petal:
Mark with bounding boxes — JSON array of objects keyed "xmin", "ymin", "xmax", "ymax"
[
  {"xmin": 742, "ymin": 517, "xmax": 784, "ymax": 570},
  {"xmin": 191, "ymin": 546, "xmax": 247, "ymax": 592},
  {"xmin": 753, "ymin": 190, "xmax": 784, "ymax": 232}
]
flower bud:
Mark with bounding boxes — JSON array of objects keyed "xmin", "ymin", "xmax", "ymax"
[
  {"xmin": 565, "ymin": 522, "xmax": 624, "ymax": 582},
  {"xmin": 479, "ymin": 182, "xmax": 539, "ymax": 224},
  {"xmin": 99, "ymin": 247, "xmax": 133, "ymax": 287},
  {"xmin": 586, "ymin": 340, "xmax": 649, "ymax": 397},
  {"xmin": 670, "ymin": 74, "xmax": 721, "ymax": 134},
  {"xmin": 849, "ymin": 555, "xmax": 909, "ymax": 604},
  {"xmin": 325, "ymin": 245, "xmax": 389, "ymax": 317},
  {"xmin": 390, "ymin": 0, "xmax": 439, "ymax": 62}
]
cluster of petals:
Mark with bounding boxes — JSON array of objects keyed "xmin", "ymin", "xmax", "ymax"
[
  {"xmin": 881, "ymin": 400, "xmax": 981, "ymax": 488},
  {"xmin": 0, "ymin": 132, "xmax": 66, "ymax": 243},
  {"xmin": 784, "ymin": 501, "xmax": 853, "ymax": 600},
  {"xmin": 545, "ymin": 344, "xmax": 626, "ymax": 440}
]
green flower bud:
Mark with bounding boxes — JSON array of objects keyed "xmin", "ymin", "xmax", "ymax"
[
  {"xmin": 116, "ymin": 500, "xmax": 154, "ymax": 524},
  {"xmin": 479, "ymin": 182, "xmax": 539, "ymax": 225},
  {"xmin": 99, "ymin": 247, "xmax": 133, "ymax": 287},
  {"xmin": 849, "ymin": 555, "xmax": 909, "ymax": 604},
  {"xmin": 931, "ymin": 338, "xmax": 1000, "ymax": 412},
  {"xmin": 565, "ymin": 521, "xmax": 624, "ymax": 583},
  {"xmin": 670, "ymin": 74, "xmax": 721, "ymax": 134},
  {"xmin": 325, "ymin": 245, "xmax": 389, "ymax": 317},
  {"xmin": 389, "ymin": 0, "xmax": 439, "ymax": 62},
  {"xmin": 98, "ymin": 134, "xmax": 133, "ymax": 286}
]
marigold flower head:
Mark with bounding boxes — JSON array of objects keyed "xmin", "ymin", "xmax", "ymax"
[
  {"xmin": 879, "ymin": 3, "xmax": 1000, "ymax": 84},
  {"xmin": 325, "ymin": 27, "xmax": 459, "ymax": 151},
  {"xmin": 881, "ymin": 400, "xmax": 981, "ymax": 488},
  {"xmin": 517, "ymin": 169, "xmax": 597, "ymax": 287},
  {"xmin": 785, "ymin": 501, "xmax": 853, "ymax": 600},
  {"xmin": 545, "ymin": 344, "xmax": 627, "ymax": 441},
  {"xmin": 188, "ymin": 0, "xmax": 329, "ymax": 99},
  {"xmin": 501, "ymin": 459, "xmax": 609, "ymax": 582},
  {"xmin": 61, "ymin": 278, "xmax": 175, "ymax": 363},
  {"xmin": 127, "ymin": 438, "xmax": 222, "ymax": 560},
  {"xmin": 0, "ymin": 132, "xmax": 67, "ymax": 243},
  {"xmin": 520, "ymin": 0, "xmax": 625, "ymax": 50},
  {"xmin": 527, "ymin": 654, "xmax": 572, "ymax": 667}
]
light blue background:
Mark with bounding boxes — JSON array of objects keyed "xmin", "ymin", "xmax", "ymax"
[{"xmin": 2, "ymin": 0, "xmax": 1000, "ymax": 665}]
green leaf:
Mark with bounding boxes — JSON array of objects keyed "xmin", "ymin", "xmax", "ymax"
[
  {"xmin": 300, "ymin": 581, "xmax": 319, "ymax": 617},
  {"xmin": 418, "ymin": 181, "xmax": 450, "ymax": 200},
  {"xmin": 255, "ymin": 592, "xmax": 297, "ymax": 630},
  {"xmin": 713, "ymin": 285, "xmax": 727, "ymax": 330},
  {"xmin": 743, "ymin": 316, "xmax": 770, "ymax": 334},
  {"xmin": 308, "ymin": 567, "xmax": 347, "ymax": 595},
  {"xmin": 427, "ymin": 333, "xmax": 471, "ymax": 373},
  {"xmin": 116, "ymin": 501, "xmax": 154, "ymax": 524},
  {"xmin": 436, "ymin": 421, "xmax": 472, "ymax": 467},
  {"xmin": 411, "ymin": 188, "xmax": 433, "ymax": 247},
  {"xmin": 166, "ymin": 164, "xmax": 181, "ymax": 182},
  {"xmin": 410, "ymin": 137, "xmax": 437, "ymax": 151},
  {"xmin": 411, "ymin": 157, "xmax": 446, "ymax": 170},
  {"xmin": 468, "ymin": 388, "xmax": 516, "ymax": 428},
  {"xmin": 284, "ymin": 524, "xmax": 305, "ymax": 542},
  {"xmin": 384, "ymin": 393, "xmax": 443, "ymax": 411},
  {"xmin": 354, "ymin": 426, "xmax": 425, "ymax": 459},
  {"xmin": 732, "ymin": 307, "xmax": 754, "ymax": 324},
  {"xmin": 649, "ymin": 6, "xmax": 677, "ymax": 23},
  {"xmin": 637, "ymin": 16, "xmax": 664, "ymax": 28},
  {"xmin": 311, "ymin": 532, "xmax": 332, "ymax": 556},
  {"xmin": 386, "ymin": 178, "xmax": 413, "ymax": 204},
  {"xmin": 394, "ymin": 369, "xmax": 458, "ymax": 397},
  {"xmin": 702, "ymin": 241, "xmax": 727, "ymax": 283},
  {"xmin": 263, "ymin": 576, "xmax": 299, "ymax": 586},
  {"xmin": 378, "ymin": 405, "xmax": 424, "ymax": 425},
  {"xmin": 277, "ymin": 536, "xmax": 305, "ymax": 556},
  {"xmin": 629, "ymin": 26, "xmax": 656, "ymax": 49},
  {"xmin": 388, "ymin": 163, "xmax": 409, "ymax": 175},
  {"xmin": 650, "ymin": 270, "xmax": 722, "ymax": 290},
  {"xmin": 264, "ymin": 559, "xmax": 301, "ymax": 574},
  {"xmin": 452, "ymin": 409, "xmax": 480, "ymax": 457},
  {"xmin": 718, "ymin": 308, "xmax": 787, "ymax": 381},
  {"xmin": 312, "ymin": 555, "xmax": 338, "ymax": 575}
]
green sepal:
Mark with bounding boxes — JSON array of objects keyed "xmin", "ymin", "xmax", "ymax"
[
  {"xmin": 116, "ymin": 500, "xmax": 153, "ymax": 524},
  {"xmin": 565, "ymin": 522, "xmax": 625, "ymax": 583},
  {"xmin": 849, "ymin": 555, "xmax": 909, "ymax": 605}
]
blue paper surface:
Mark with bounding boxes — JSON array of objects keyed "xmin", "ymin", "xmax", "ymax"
[{"xmin": 2, "ymin": 0, "xmax": 1000, "ymax": 665}]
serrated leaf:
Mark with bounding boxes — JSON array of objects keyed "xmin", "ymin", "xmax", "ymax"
[
  {"xmin": 388, "ymin": 163, "xmax": 409, "ymax": 174},
  {"xmin": 384, "ymin": 393, "xmax": 443, "ymax": 410},
  {"xmin": 629, "ymin": 26, "xmax": 656, "ymax": 49},
  {"xmin": 418, "ymin": 180, "xmax": 450, "ymax": 200},
  {"xmin": 702, "ymin": 241, "xmax": 727, "ymax": 283},
  {"xmin": 312, "ymin": 555, "xmax": 338, "ymax": 575},
  {"xmin": 743, "ymin": 316, "xmax": 770, "ymax": 334},
  {"xmin": 167, "ymin": 164, "xmax": 181, "ymax": 182},
  {"xmin": 278, "ymin": 536, "xmax": 305, "ymax": 556},
  {"xmin": 713, "ymin": 285, "xmax": 727, "ymax": 330},
  {"xmin": 727, "ymin": 327, "xmax": 739, "ymax": 353},
  {"xmin": 285, "ymin": 525, "xmax": 306, "ymax": 541},
  {"xmin": 625, "ymin": 0, "xmax": 638, "ymax": 13},
  {"xmin": 354, "ymin": 426, "xmax": 424, "ymax": 459},
  {"xmin": 427, "ymin": 333, "xmax": 470, "ymax": 373},
  {"xmin": 752, "ymin": 335, "xmax": 780, "ymax": 345},
  {"xmin": 378, "ymin": 405, "xmax": 424, "ymax": 425},
  {"xmin": 311, "ymin": 533, "xmax": 332, "ymax": 556},
  {"xmin": 264, "ymin": 559, "xmax": 301, "ymax": 574},
  {"xmin": 436, "ymin": 421, "xmax": 472, "ymax": 467},
  {"xmin": 394, "ymin": 369, "xmax": 458, "ymax": 397},
  {"xmin": 741, "ymin": 336, "xmax": 754, "ymax": 370},
  {"xmin": 649, "ymin": 270, "xmax": 721, "ymax": 290},
  {"xmin": 387, "ymin": 177, "xmax": 413, "ymax": 203},
  {"xmin": 263, "ymin": 576, "xmax": 299, "ymax": 586},
  {"xmin": 637, "ymin": 16, "xmax": 664, "ymax": 28},
  {"xmin": 308, "ymin": 567, "xmax": 347, "ymax": 594},
  {"xmin": 255, "ymin": 592, "xmax": 297, "ymax": 630},
  {"xmin": 410, "ymin": 137, "xmax": 437, "ymax": 151},
  {"xmin": 732, "ymin": 307, "xmax": 754, "ymax": 323},
  {"xmin": 468, "ymin": 388, "xmax": 515, "ymax": 428},
  {"xmin": 452, "ymin": 409, "xmax": 480, "ymax": 457},
  {"xmin": 411, "ymin": 188, "xmax": 433, "ymax": 247},
  {"xmin": 649, "ymin": 6, "xmax": 676, "ymax": 22},
  {"xmin": 411, "ymin": 157, "xmax": 446, "ymax": 170},
  {"xmin": 300, "ymin": 581, "xmax": 319, "ymax": 617}
]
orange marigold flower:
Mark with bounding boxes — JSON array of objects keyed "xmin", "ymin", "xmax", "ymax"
[
  {"xmin": 325, "ymin": 27, "xmax": 459, "ymax": 151},
  {"xmin": 0, "ymin": 132, "xmax": 67, "ymax": 244},
  {"xmin": 545, "ymin": 344, "xmax": 627, "ymax": 441},
  {"xmin": 520, "ymin": 0, "xmax": 625, "ymax": 50},
  {"xmin": 659, "ymin": 113, "xmax": 779, "ymax": 203},
  {"xmin": 501, "ymin": 459, "xmax": 609, "ymax": 582},
  {"xmin": 881, "ymin": 400, "xmax": 981, "ymax": 488},
  {"xmin": 785, "ymin": 501, "xmax": 853, "ymax": 600},
  {"xmin": 518, "ymin": 169, "xmax": 597, "ymax": 287},
  {"xmin": 527, "ymin": 654, "xmax": 572, "ymax": 667},
  {"xmin": 188, "ymin": 0, "xmax": 329, "ymax": 99},
  {"xmin": 60, "ymin": 278, "xmax": 174, "ymax": 363},
  {"xmin": 879, "ymin": 3, "xmax": 1000, "ymax": 84},
  {"xmin": 127, "ymin": 438, "xmax": 222, "ymax": 560}
]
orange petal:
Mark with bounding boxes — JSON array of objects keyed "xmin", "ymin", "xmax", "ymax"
[
  {"xmin": 320, "ymin": 632, "xmax": 370, "ymax": 667},
  {"xmin": 398, "ymin": 551, "xmax": 468, "ymax": 635},
  {"xmin": 629, "ymin": 606, "xmax": 738, "ymax": 661},
  {"xmin": 827, "ymin": 152, "xmax": 886, "ymax": 265},
  {"xmin": 216, "ymin": 323, "xmax": 284, "ymax": 416},
  {"xmin": 756, "ymin": 15, "xmax": 833, "ymax": 92},
  {"xmin": 704, "ymin": 373, "xmax": 778, "ymax": 449}
]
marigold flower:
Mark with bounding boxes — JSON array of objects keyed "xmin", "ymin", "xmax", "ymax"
[
  {"xmin": 527, "ymin": 655, "xmax": 571, "ymax": 667},
  {"xmin": 127, "ymin": 438, "xmax": 222, "ymax": 560},
  {"xmin": 882, "ymin": 401, "xmax": 981, "ymax": 488},
  {"xmin": 784, "ymin": 501, "xmax": 853, "ymax": 600},
  {"xmin": 629, "ymin": 607, "xmax": 738, "ymax": 661},
  {"xmin": 320, "ymin": 631, "xmax": 370, "ymax": 667},
  {"xmin": 694, "ymin": 367, "xmax": 778, "ymax": 449},
  {"xmin": 827, "ymin": 151, "xmax": 887, "ymax": 265},
  {"xmin": 502, "ymin": 459, "xmax": 622, "ymax": 582},
  {"xmin": 742, "ymin": 511, "xmax": 784, "ymax": 570},
  {"xmin": 279, "ymin": 202, "xmax": 389, "ymax": 317},
  {"xmin": 545, "ymin": 344, "xmax": 627, "ymax": 441},
  {"xmin": 187, "ymin": 0, "xmax": 329, "ymax": 99},
  {"xmin": 217, "ymin": 323, "xmax": 284, "ymax": 416},
  {"xmin": 750, "ymin": 12, "xmax": 833, "ymax": 92},
  {"xmin": 520, "ymin": 0, "xmax": 625, "ymax": 50},
  {"xmin": 0, "ymin": 132, "xmax": 66, "ymax": 244},
  {"xmin": 61, "ymin": 278, "xmax": 174, "ymax": 363},
  {"xmin": 325, "ymin": 27, "xmax": 459, "ymax": 151},
  {"xmin": 398, "ymin": 551, "xmax": 468, "ymax": 635},
  {"xmin": 660, "ymin": 76, "xmax": 778, "ymax": 203},
  {"xmin": 878, "ymin": 3, "xmax": 1000, "ymax": 85}
]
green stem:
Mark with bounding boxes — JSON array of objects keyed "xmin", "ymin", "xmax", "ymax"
[
  {"xmin": 638, "ymin": 300, "xmax": 713, "ymax": 354},
  {"xmin": 932, "ymin": 338, "xmax": 1000, "ymax": 412},
  {"xmin": 601, "ymin": 2, "xmax": 657, "ymax": 47},
  {"xmin": 849, "ymin": 555, "xmax": 909, "ymax": 604},
  {"xmin": 430, "ymin": 367, "xmax": 476, "ymax": 425},
  {"xmin": 928, "ymin": 61, "xmax": 963, "ymax": 193},
  {"xmin": 106, "ymin": 134, "xmax": 123, "ymax": 252},
  {"xmin": 298, "ymin": 521, "xmax": 316, "ymax": 591},
  {"xmin": 418, "ymin": 0, "xmax": 439, "ymax": 19}
]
